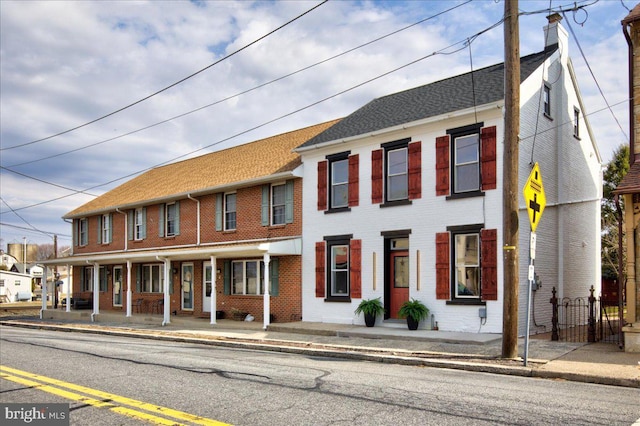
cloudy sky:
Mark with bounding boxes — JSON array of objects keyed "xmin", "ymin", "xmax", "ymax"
[{"xmin": 0, "ymin": 0, "xmax": 633, "ymax": 249}]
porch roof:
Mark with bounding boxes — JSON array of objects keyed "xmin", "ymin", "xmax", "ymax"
[{"xmin": 40, "ymin": 237, "xmax": 302, "ymax": 267}]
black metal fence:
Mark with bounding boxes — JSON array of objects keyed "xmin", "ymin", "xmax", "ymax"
[{"xmin": 550, "ymin": 285, "xmax": 621, "ymax": 345}]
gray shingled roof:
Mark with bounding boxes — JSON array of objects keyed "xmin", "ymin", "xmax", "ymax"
[{"xmin": 298, "ymin": 45, "xmax": 558, "ymax": 148}]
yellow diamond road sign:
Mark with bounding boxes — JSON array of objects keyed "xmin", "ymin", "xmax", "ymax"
[{"xmin": 523, "ymin": 162, "xmax": 546, "ymax": 232}]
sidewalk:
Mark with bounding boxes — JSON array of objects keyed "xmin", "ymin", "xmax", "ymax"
[{"xmin": 0, "ymin": 309, "xmax": 638, "ymax": 388}]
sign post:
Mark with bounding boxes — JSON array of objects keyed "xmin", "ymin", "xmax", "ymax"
[{"xmin": 523, "ymin": 163, "xmax": 545, "ymax": 366}]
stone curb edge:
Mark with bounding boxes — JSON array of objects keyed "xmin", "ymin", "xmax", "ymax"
[{"xmin": 2, "ymin": 321, "xmax": 637, "ymax": 388}]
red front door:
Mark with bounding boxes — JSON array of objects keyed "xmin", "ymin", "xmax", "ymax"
[{"xmin": 389, "ymin": 251, "xmax": 409, "ymax": 319}]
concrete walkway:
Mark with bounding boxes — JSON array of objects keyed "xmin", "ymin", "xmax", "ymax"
[{"xmin": 0, "ymin": 309, "xmax": 638, "ymax": 388}]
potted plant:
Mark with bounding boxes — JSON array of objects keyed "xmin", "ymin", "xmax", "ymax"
[
  {"xmin": 354, "ymin": 297, "xmax": 385, "ymax": 327},
  {"xmin": 398, "ymin": 298, "xmax": 429, "ymax": 330}
]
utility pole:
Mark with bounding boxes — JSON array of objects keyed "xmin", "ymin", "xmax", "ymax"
[{"xmin": 502, "ymin": 0, "xmax": 520, "ymax": 359}]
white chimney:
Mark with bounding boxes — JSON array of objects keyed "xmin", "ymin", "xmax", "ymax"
[{"xmin": 543, "ymin": 13, "xmax": 569, "ymax": 50}]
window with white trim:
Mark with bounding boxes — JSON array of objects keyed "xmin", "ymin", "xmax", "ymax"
[
  {"xmin": 101, "ymin": 214, "xmax": 111, "ymax": 244},
  {"xmin": 330, "ymin": 157, "xmax": 349, "ymax": 209},
  {"xmin": 78, "ymin": 218, "xmax": 88, "ymax": 246},
  {"xmin": 449, "ymin": 124, "xmax": 481, "ymax": 194},
  {"xmin": 454, "ymin": 231, "xmax": 480, "ymax": 299},
  {"xmin": 329, "ymin": 241, "xmax": 349, "ymax": 297},
  {"xmin": 134, "ymin": 208, "xmax": 145, "ymax": 240},
  {"xmin": 82, "ymin": 267, "xmax": 93, "ymax": 292},
  {"xmin": 142, "ymin": 264, "xmax": 164, "ymax": 293},
  {"xmin": 232, "ymin": 260, "xmax": 265, "ymax": 295},
  {"xmin": 224, "ymin": 193, "xmax": 236, "ymax": 230},
  {"xmin": 386, "ymin": 147, "xmax": 408, "ymax": 201},
  {"xmin": 165, "ymin": 202, "xmax": 177, "ymax": 237},
  {"xmin": 271, "ymin": 184, "xmax": 286, "ymax": 225}
]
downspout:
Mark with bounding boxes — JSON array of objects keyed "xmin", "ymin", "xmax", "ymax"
[
  {"xmin": 157, "ymin": 256, "xmax": 171, "ymax": 326},
  {"xmin": 615, "ymin": 194, "xmax": 625, "ymax": 349},
  {"xmin": 126, "ymin": 260, "xmax": 132, "ymax": 317},
  {"xmin": 263, "ymin": 253, "xmax": 271, "ymax": 330},
  {"xmin": 623, "ymin": 21, "xmax": 635, "ymax": 163},
  {"xmin": 64, "ymin": 218, "xmax": 74, "ymax": 255},
  {"xmin": 210, "ymin": 255, "xmax": 217, "ymax": 325},
  {"xmin": 188, "ymin": 194, "xmax": 201, "ymax": 246},
  {"xmin": 116, "ymin": 208, "xmax": 128, "ymax": 251},
  {"xmin": 89, "ymin": 261, "xmax": 99, "ymax": 322}
]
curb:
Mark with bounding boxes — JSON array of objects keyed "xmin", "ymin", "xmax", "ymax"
[{"xmin": 2, "ymin": 320, "xmax": 637, "ymax": 388}]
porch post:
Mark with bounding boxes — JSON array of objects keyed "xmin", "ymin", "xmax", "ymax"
[
  {"xmin": 91, "ymin": 262, "xmax": 99, "ymax": 322},
  {"xmin": 162, "ymin": 258, "xmax": 171, "ymax": 326},
  {"xmin": 210, "ymin": 255, "xmax": 217, "ymax": 325},
  {"xmin": 263, "ymin": 253, "xmax": 270, "ymax": 330},
  {"xmin": 126, "ymin": 260, "xmax": 132, "ymax": 317},
  {"xmin": 65, "ymin": 264, "xmax": 71, "ymax": 313},
  {"xmin": 40, "ymin": 265, "xmax": 48, "ymax": 318}
]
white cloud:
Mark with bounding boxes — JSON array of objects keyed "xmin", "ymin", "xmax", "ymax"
[{"xmin": 0, "ymin": 0, "xmax": 632, "ymax": 245}]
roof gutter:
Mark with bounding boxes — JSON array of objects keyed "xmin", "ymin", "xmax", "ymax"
[
  {"xmin": 294, "ymin": 101, "xmax": 503, "ymax": 153},
  {"xmin": 63, "ymin": 171, "xmax": 299, "ymax": 220}
]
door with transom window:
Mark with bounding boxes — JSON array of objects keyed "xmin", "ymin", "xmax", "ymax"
[{"xmin": 388, "ymin": 238, "xmax": 409, "ymax": 319}]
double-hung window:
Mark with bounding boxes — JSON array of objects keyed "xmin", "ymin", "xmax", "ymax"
[
  {"xmin": 271, "ymin": 184, "xmax": 286, "ymax": 225},
  {"xmin": 316, "ymin": 235, "xmax": 356, "ymax": 301},
  {"xmin": 386, "ymin": 145, "xmax": 408, "ymax": 202},
  {"xmin": 165, "ymin": 202, "xmax": 178, "ymax": 237},
  {"xmin": 330, "ymin": 155, "xmax": 349, "ymax": 209},
  {"xmin": 224, "ymin": 193, "xmax": 236, "ymax": 230},
  {"xmin": 99, "ymin": 214, "xmax": 112, "ymax": 244},
  {"xmin": 232, "ymin": 260, "xmax": 265, "ymax": 295},
  {"xmin": 454, "ymin": 232, "xmax": 480, "ymax": 298},
  {"xmin": 330, "ymin": 243, "xmax": 349, "ymax": 297},
  {"xmin": 134, "ymin": 208, "xmax": 145, "ymax": 240},
  {"xmin": 435, "ymin": 225, "xmax": 497, "ymax": 303},
  {"xmin": 141, "ymin": 264, "xmax": 164, "ymax": 293},
  {"xmin": 78, "ymin": 218, "xmax": 88, "ymax": 246},
  {"xmin": 318, "ymin": 152, "xmax": 359, "ymax": 212},
  {"xmin": 372, "ymin": 138, "xmax": 420, "ymax": 205},
  {"xmin": 454, "ymin": 133, "xmax": 480, "ymax": 193}
]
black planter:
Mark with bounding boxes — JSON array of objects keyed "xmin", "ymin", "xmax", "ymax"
[
  {"xmin": 364, "ymin": 313, "xmax": 376, "ymax": 327},
  {"xmin": 406, "ymin": 316, "xmax": 419, "ymax": 330}
]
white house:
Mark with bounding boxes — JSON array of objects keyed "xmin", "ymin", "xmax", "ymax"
[
  {"xmin": 295, "ymin": 14, "xmax": 601, "ymax": 335},
  {"xmin": 0, "ymin": 270, "xmax": 33, "ymax": 302}
]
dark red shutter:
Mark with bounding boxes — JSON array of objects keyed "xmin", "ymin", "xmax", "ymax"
[
  {"xmin": 315, "ymin": 241, "xmax": 326, "ymax": 298},
  {"xmin": 317, "ymin": 160, "xmax": 328, "ymax": 211},
  {"xmin": 350, "ymin": 239, "xmax": 362, "ymax": 299},
  {"xmin": 371, "ymin": 149, "xmax": 383, "ymax": 204},
  {"xmin": 435, "ymin": 232, "xmax": 450, "ymax": 299},
  {"xmin": 481, "ymin": 126, "xmax": 497, "ymax": 191},
  {"xmin": 408, "ymin": 141, "xmax": 422, "ymax": 200},
  {"xmin": 435, "ymin": 135, "xmax": 450, "ymax": 196},
  {"xmin": 481, "ymin": 228, "xmax": 498, "ymax": 300},
  {"xmin": 348, "ymin": 154, "xmax": 359, "ymax": 207}
]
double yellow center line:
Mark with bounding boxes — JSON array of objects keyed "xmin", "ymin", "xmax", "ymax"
[{"xmin": 0, "ymin": 365, "xmax": 230, "ymax": 425}]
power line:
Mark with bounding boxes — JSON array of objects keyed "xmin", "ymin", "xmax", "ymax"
[
  {"xmin": 562, "ymin": 10, "xmax": 629, "ymax": 143},
  {"xmin": 0, "ymin": 166, "xmax": 99, "ymax": 198},
  {"xmin": 3, "ymin": 0, "xmax": 614, "ymax": 213},
  {"xmin": 7, "ymin": 0, "xmax": 474, "ymax": 168},
  {"xmin": 0, "ymin": 0, "xmax": 329, "ymax": 152},
  {"xmin": 2, "ymin": 15, "xmax": 505, "ymax": 213},
  {"xmin": 0, "ymin": 197, "xmax": 67, "ymax": 239}
]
